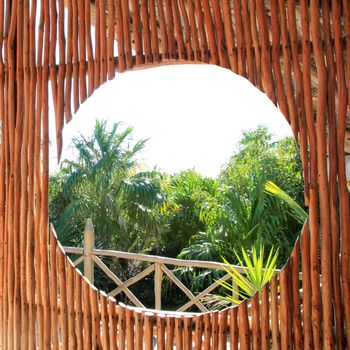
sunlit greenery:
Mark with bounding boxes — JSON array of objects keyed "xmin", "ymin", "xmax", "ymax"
[
  {"xmin": 221, "ymin": 246, "xmax": 279, "ymax": 303},
  {"xmin": 49, "ymin": 121, "xmax": 305, "ymax": 308},
  {"xmin": 203, "ymin": 246, "xmax": 279, "ymax": 310},
  {"xmin": 49, "ymin": 120, "xmax": 168, "ymax": 250}
]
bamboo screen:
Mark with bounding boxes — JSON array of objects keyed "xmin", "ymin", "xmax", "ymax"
[{"xmin": 0, "ymin": 0, "xmax": 349, "ymax": 348}]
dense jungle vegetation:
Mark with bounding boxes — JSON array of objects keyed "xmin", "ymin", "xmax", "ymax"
[{"xmin": 49, "ymin": 120, "xmax": 305, "ymax": 309}]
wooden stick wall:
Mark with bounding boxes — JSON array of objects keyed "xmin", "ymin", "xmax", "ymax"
[{"xmin": 0, "ymin": 0, "xmax": 349, "ymax": 348}]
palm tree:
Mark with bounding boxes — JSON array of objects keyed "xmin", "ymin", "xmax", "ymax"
[
  {"xmin": 157, "ymin": 170, "xmax": 217, "ymax": 257},
  {"xmin": 50, "ymin": 120, "xmax": 168, "ymax": 251},
  {"xmin": 179, "ymin": 174, "xmax": 304, "ymax": 267}
]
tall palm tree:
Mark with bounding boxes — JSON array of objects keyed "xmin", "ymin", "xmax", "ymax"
[{"xmin": 51, "ymin": 120, "xmax": 168, "ymax": 250}]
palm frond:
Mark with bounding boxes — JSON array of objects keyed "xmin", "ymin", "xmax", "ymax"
[
  {"xmin": 264, "ymin": 181, "xmax": 307, "ymax": 224},
  {"xmin": 213, "ymin": 245, "xmax": 278, "ymax": 306}
]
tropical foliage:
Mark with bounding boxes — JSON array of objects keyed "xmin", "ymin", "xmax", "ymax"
[
  {"xmin": 204, "ymin": 246, "xmax": 279, "ymax": 310},
  {"xmin": 178, "ymin": 126, "xmax": 305, "ymax": 266},
  {"xmin": 220, "ymin": 246, "xmax": 278, "ymax": 303},
  {"xmin": 49, "ymin": 120, "xmax": 305, "ymax": 308},
  {"xmin": 155, "ymin": 170, "xmax": 217, "ymax": 258},
  {"xmin": 49, "ymin": 120, "xmax": 168, "ymax": 251}
]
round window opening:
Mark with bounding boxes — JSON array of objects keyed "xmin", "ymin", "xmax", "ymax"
[{"xmin": 49, "ymin": 64, "xmax": 306, "ymax": 312}]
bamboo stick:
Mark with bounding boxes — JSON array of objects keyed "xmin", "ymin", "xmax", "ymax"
[
  {"xmin": 300, "ymin": 1, "xmax": 322, "ymax": 346},
  {"xmin": 311, "ymin": 0, "xmax": 334, "ymax": 347},
  {"xmin": 108, "ymin": 298, "xmax": 118, "ymax": 350},
  {"xmin": 255, "ymin": 0, "xmax": 275, "ymax": 102},
  {"xmin": 291, "ymin": 240, "xmax": 302, "ymax": 350},
  {"xmin": 175, "ymin": 316, "xmax": 183, "ymax": 350},
  {"xmin": 201, "ymin": 0, "xmax": 218, "ymax": 64},
  {"xmin": 132, "ymin": 0, "xmax": 144, "ymax": 65},
  {"xmin": 33, "ymin": 17, "xmax": 44, "ymax": 347},
  {"xmin": 26, "ymin": 2, "xmax": 37, "ymax": 347},
  {"xmin": 126, "ymin": 306, "xmax": 135, "ymax": 350},
  {"xmin": 218, "ymin": 310, "xmax": 228, "ymax": 350},
  {"xmin": 248, "ymin": 0, "xmax": 262, "ymax": 89},
  {"xmin": 57, "ymin": 0, "xmax": 66, "ymax": 158},
  {"xmin": 280, "ymin": 263, "xmax": 292, "ymax": 349},
  {"xmin": 301, "ymin": 221, "xmax": 313, "ymax": 349},
  {"xmin": 100, "ymin": 292, "xmax": 110, "ymax": 350},
  {"xmin": 121, "ymin": 0, "xmax": 133, "ymax": 68},
  {"xmin": 194, "ymin": 314, "xmax": 203, "ymax": 349},
  {"xmin": 229, "ymin": 307, "xmax": 238, "ymax": 350},
  {"xmin": 211, "ymin": 311, "xmax": 219, "ymax": 350},
  {"xmin": 157, "ymin": 0, "xmax": 169, "ymax": 60},
  {"xmin": 145, "ymin": 312, "xmax": 154, "ymax": 350},
  {"xmin": 171, "ymin": 0, "xmax": 185, "ymax": 60},
  {"xmin": 20, "ymin": 0, "xmax": 30, "ymax": 344},
  {"xmin": 157, "ymin": 313, "xmax": 166, "ymax": 350},
  {"xmin": 194, "ymin": 0, "xmax": 209, "ymax": 62},
  {"xmin": 251, "ymin": 293, "xmax": 261, "ymax": 350},
  {"xmin": 74, "ymin": 271, "xmax": 84, "ymax": 350},
  {"xmin": 67, "ymin": 262, "xmax": 77, "ymax": 349},
  {"xmin": 107, "ymin": 0, "xmax": 116, "ymax": 78},
  {"xmin": 277, "ymin": 0, "xmax": 298, "ymax": 136},
  {"xmin": 72, "ymin": 0, "xmax": 79, "ymax": 112},
  {"xmin": 203, "ymin": 313, "xmax": 211, "ymax": 350},
  {"xmin": 211, "ymin": 0, "xmax": 229, "ymax": 68},
  {"xmin": 65, "ymin": 0, "xmax": 73, "ymax": 122},
  {"xmin": 90, "ymin": 285, "xmax": 102, "ymax": 349},
  {"xmin": 188, "ymin": 0, "xmax": 200, "ymax": 61},
  {"xmin": 232, "ymin": 0, "xmax": 246, "ymax": 76},
  {"xmin": 118, "ymin": 303, "xmax": 126, "ymax": 349},
  {"xmin": 134, "ymin": 310, "xmax": 143, "ymax": 350},
  {"xmin": 286, "ymin": 0, "xmax": 309, "ymax": 202},
  {"xmin": 166, "ymin": 315, "xmax": 175, "ymax": 350},
  {"xmin": 179, "ymin": 0, "xmax": 193, "ymax": 60},
  {"xmin": 164, "ymin": 0, "xmax": 176, "ymax": 58},
  {"xmin": 114, "ymin": 0, "xmax": 125, "ymax": 72},
  {"xmin": 94, "ymin": 0, "xmax": 101, "ymax": 88},
  {"xmin": 58, "ymin": 247, "xmax": 69, "ymax": 350},
  {"xmin": 238, "ymin": 301, "xmax": 250, "ymax": 350},
  {"xmin": 149, "ymin": 0, "xmax": 160, "ymax": 62},
  {"xmin": 222, "ymin": 0, "xmax": 237, "ymax": 72},
  {"xmin": 241, "ymin": 0, "xmax": 255, "ymax": 83},
  {"xmin": 141, "ymin": 0, "xmax": 152, "ymax": 63},
  {"xmin": 49, "ymin": 0, "xmax": 58, "ymax": 114},
  {"xmin": 270, "ymin": 0, "xmax": 289, "ymax": 121},
  {"xmin": 83, "ymin": 278, "xmax": 92, "ymax": 349},
  {"xmin": 260, "ymin": 284, "xmax": 269, "ymax": 350},
  {"xmin": 14, "ymin": 0, "xmax": 25, "ymax": 340},
  {"xmin": 77, "ymin": 0, "xmax": 87, "ymax": 101},
  {"xmin": 322, "ymin": 0, "xmax": 344, "ymax": 347},
  {"xmin": 85, "ymin": 0, "xmax": 95, "ymax": 95},
  {"xmin": 99, "ymin": 0, "xmax": 107, "ymax": 84},
  {"xmin": 183, "ymin": 315, "xmax": 192, "ymax": 350},
  {"xmin": 49, "ymin": 227, "xmax": 59, "ymax": 350},
  {"xmin": 270, "ymin": 275, "xmax": 281, "ymax": 350},
  {"xmin": 41, "ymin": 1, "xmax": 52, "ymax": 344},
  {"xmin": 335, "ymin": 0, "xmax": 350, "ymax": 344}
]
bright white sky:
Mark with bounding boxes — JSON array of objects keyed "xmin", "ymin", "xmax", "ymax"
[{"xmin": 49, "ymin": 64, "xmax": 293, "ymax": 178}]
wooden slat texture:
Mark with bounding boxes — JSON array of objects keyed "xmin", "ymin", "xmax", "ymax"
[{"xmin": 0, "ymin": 0, "xmax": 349, "ymax": 348}]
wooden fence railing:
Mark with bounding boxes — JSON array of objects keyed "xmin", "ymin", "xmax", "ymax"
[{"xmin": 63, "ymin": 219, "xmax": 290, "ymax": 313}]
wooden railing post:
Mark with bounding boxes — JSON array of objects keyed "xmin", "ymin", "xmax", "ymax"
[
  {"xmin": 232, "ymin": 280, "xmax": 239, "ymax": 301},
  {"xmin": 84, "ymin": 219, "xmax": 95, "ymax": 284},
  {"xmin": 155, "ymin": 263, "xmax": 163, "ymax": 310}
]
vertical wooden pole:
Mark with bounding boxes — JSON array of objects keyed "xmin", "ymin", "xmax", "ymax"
[
  {"xmin": 155, "ymin": 262, "xmax": 163, "ymax": 310},
  {"xmin": 144, "ymin": 312, "xmax": 154, "ymax": 350},
  {"xmin": 157, "ymin": 313, "xmax": 166, "ymax": 350},
  {"xmin": 83, "ymin": 219, "xmax": 94, "ymax": 284}
]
